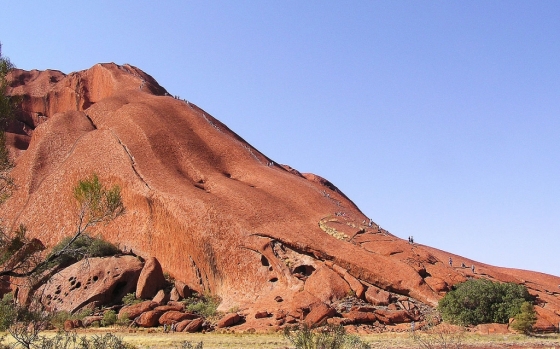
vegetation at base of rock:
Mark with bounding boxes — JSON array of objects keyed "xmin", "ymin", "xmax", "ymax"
[
  {"xmin": 510, "ymin": 301, "xmax": 537, "ymax": 335},
  {"xmin": 0, "ymin": 293, "xmax": 16, "ymax": 331},
  {"xmin": 122, "ymin": 292, "xmax": 142, "ymax": 306},
  {"xmin": 50, "ymin": 308, "xmax": 93, "ymax": 330},
  {"xmin": 47, "ymin": 234, "xmax": 119, "ymax": 267},
  {"xmin": 102, "ymin": 309, "xmax": 118, "ymax": 327},
  {"xmin": 438, "ymin": 279, "xmax": 532, "ymax": 325},
  {"xmin": 183, "ymin": 293, "xmax": 221, "ymax": 319},
  {"xmin": 284, "ymin": 324, "xmax": 370, "ymax": 349}
]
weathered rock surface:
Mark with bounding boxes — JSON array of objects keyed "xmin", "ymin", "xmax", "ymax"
[
  {"xmin": 159, "ymin": 311, "xmax": 194, "ymax": 325},
  {"xmin": 119, "ymin": 301, "xmax": 158, "ymax": 320},
  {"xmin": 304, "ymin": 303, "xmax": 336, "ymax": 326},
  {"xmin": 136, "ymin": 257, "xmax": 166, "ymax": 299},
  {"xmin": 216, "ymin": 313, "xmax": 241, "ymax": 328},
  {"xmin": 184, "ymin": 318, "xmax": 204, "ymax": 332},
  {"xmin": 152, "ymin": 290, "xmax": 169, "ymax": 305},
  {"xmin": 37, "ymin": 256, "xmax": 143, "ymax": 313},
  {"xmin": 2, "ymin": 63, "xmax": 559, "ymax": 331},
  {"xmin": 365, "ymin": 286, "xmax": 391, "ymax": 306},
  {"xmin": 176, "ymin": 319, "xmax": 192, "ymax": 332},
  {"xmin": 136, "ymin": 310, "xmax": 164, "ymax": 328},
  {"xmin": 304, "ymin": 265, "xmax": 351, "ymax": 304}
]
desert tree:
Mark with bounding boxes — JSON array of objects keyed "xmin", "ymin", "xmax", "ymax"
[
  {"xmin": 0, "ymin": 173, "xmax": 124, "ymax": 278},
  {"xmin": 0, "ymin": 42, "xmax": 17, "ymax": 203}
]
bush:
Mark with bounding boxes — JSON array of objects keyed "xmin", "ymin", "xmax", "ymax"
[
  {"xmin": 48, "ymin": 234, "xmax": 120, "ymax": 267},
  {"xmin": 101, "ymin": 310, "xmax": 117, "ymax": 327},
  {"xmin": 284, "ymin": 324, "xmax": 370, "ymax": 349},
  {"xmin": 122, "ymin": 292, "xmax": 141, "ymax": 306},
  {"xmin": 0, "ymin": 293, "xmax": 16, "ymax": 331},
  {"xmin": 511, "ymin": 301, "xmax": 537, "ymax": 335},
  {"xmin": 183, "ymin": 293, "xmax": 221, "ymax": 319},
  {"xmin": 438, "ymin": 279, "xmax": 532, "ymax": 325},
  {"xmin": 38, "ymin": 331, "xmax": 137, "ymax": 349}
]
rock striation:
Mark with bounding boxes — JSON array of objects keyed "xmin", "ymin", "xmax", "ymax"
[{"xmin": 1, "ymin": 63, "xmax": 559, "ymax": 332}]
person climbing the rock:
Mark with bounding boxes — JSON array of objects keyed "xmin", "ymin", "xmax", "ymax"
[
  {"xmin": 461, "ymin": 262, "xmax": 466, "ymax": 268},
  {"xmin": 449, "ymin": 257, "xmax": 453, "ymax": 267}
]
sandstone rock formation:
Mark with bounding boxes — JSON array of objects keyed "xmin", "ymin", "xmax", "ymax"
[
  {"xmin": 36, "ymin": 255, "xmax": 143, "ymax": 313},
  {"xmin": 1, "ymin": 63, "xmax": 559, "ymax": 331}
]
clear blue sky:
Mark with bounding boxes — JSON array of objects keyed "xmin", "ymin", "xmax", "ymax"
[{"xmin": 1, "ymin": 1, "xmax": 558, "ymax": 276}]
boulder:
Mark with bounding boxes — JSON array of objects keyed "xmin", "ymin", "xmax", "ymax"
[
  {"xmin": 136, "ymin": 310, "xmax": 164, "ymax": 327},
  {"xmin": 327, "ymin": 317, "xmax": 353, "ymax": 326},
  {"xmin": 167, "ymin": 301, "xmax": 185, "ymax": 310},
  {"xmin": 136, "ymin": 257, "xmax": 166, "ymax": 300},
  {"xmin": 176, "ymin": 319, "xmax": 192, "ymax": 332},
  {"xmin": 304, "ymin": 303, "xmax": 336, "ymax": 326},
  {"xmin": 37, "ymin": 256, "xmax": 143, "ymax": 313},
  {"xmin": 174, "ymin": 280, "xmax": 192, "ymax": 299},
  {"xmin": 365, "ymin": 286, "xmax": 391, "ymax": 306},
  {"xmin": 424, "ymin": 277, "xmax": 448, "ymax": 293},
  {"xmin": 169, "ymin": 287, "xmax": 180, "ymax": 302},
  {"xmin": 152, "ymin": 290, "xmax": 169, "ymax": 305},
  {"xmin": 255, "ymin": 311, "xmax": 270, "ymax": 319},
  {"xmin": 304, "ymin": 265, "xmax": 351, "ymax": 304},
  {"xmin": 291, "ymin": 290, "xmax": 321, "ymax": 313},
  {"xmin": 328, "ymin": 262, "xmax": 366, "ymax": 299},
  {"xmin": 63, "ymin": 319, "xmax": 82, "ymax": 331},
  {"xmin": 119, "ymin": 301, "xmax": 158, "ymax": 320},
  {"xmin": 184, "ymin": 318, "xmax": 204, "ymax": 332},
  {"xmin": 159, "ymin": 311, "xmax": 194, "ymax": 325},
  {"xmin": 154, "ymin": 304, "xmax": 185, "ymax": 312},
  {"xmin": 375, "ymin": 309, "xmax": 412, "ymax": 324},
  {"xmin": 217, "ymin": 313, "xmax": 241, "ymax": 328},
  {"xmin": 82, "ymin": 316, "xmax": 103, "ymax": 327},
  {"xmin": 342, "ymin": 311, "xmax": 376, "ymax": 324}
]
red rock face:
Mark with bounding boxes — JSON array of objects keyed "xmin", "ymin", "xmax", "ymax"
[{"xmin": 2, "ymin": 64, "xmax": 559, "ymax": 329}]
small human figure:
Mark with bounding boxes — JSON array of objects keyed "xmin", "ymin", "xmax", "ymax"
[
  {"xmin": 408, "ymin": 236, "xmax": 411, "ymax": 243},
  {"xmin": 461, "ymin": 262, "xmax": 466, "ymax": 268},
  {"xmin": 163, "ymin": 323, "xmax": 168, "ymax": 333},
  {"xmin": 472, "ymin": 265, "xmax": 475, "ymax": 273},
  {"xmin": 411, "ymin": 236, "xmax": 414, "ymax": 244},
  {"xmin": 411, "ymin": 321, "xmax": 415, "ymax": 332},
  {"xmin": 171, "ymin": 322, "xmax": 176, "ymax": 332},
  {"xmin": 449, "ymin": 257, "xmax": 453, "ymax": 267}
]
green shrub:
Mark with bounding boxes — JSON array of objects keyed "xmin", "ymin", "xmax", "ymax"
[
  {"xmin": 101, "ymin": 310, "xmax": 117, "ymax": 327},
  {"xmin": 183, "ymin": 293, "xmax": 220, "ymax": 319},
  {"xmin": 438, "ymin": 279, "xmax": 532, "ymax": 325},
  {"xmin": 122, "ymin": 292, "xmax": 141, "ymax": 306},
  {"xmin": 284, "ymin": 324, "xmax": 370, "ymax": 349},
  {"xmin": 50, "ymin": 311, "xmax": 71, "ymax": 330},
  {"xmin": 511, "ymin": 301, "xmax": 537, "ymax": 335},
  {"xmin": 0, "ymin": 293, "xmax": 16, "ymax": 331},
  {"xmin": 177, "ymin": 342, "xmax": 203, "ymax": 349},
  {"xmin": 39, "ymin": 331, "xmax": 137, "ymax": 349},
  {"xmin": 48, "ymin": 234, "xmax": 119, "ymax": 267}
]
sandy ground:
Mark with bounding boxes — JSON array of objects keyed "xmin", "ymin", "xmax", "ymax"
[{"xmin": 4, "ymin": 328, "xmax": 559, "ymax": 349}]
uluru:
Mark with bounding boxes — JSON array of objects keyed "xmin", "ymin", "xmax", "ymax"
[{"xmin": 1, "ymin": 63, "xmax": 559, "ymax": 332}]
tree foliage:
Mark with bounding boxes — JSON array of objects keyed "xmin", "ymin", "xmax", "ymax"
[
  {"xmin": 438, "ymin": 279, "xmax": 532, "ymax": 325},
  {"xmin": 0, "ymin": 174, "xmax": 124, "ymax": 278},
  {"xmin": 0, "ymin": 42, "xmax": 18, "ymax": 203},
  {"xmin": 284, "ymin": 324, "xmax": 370, "ymax": 349},
  {"xmin": 510, "ymin": 301, "xmax": 537, "ymax": 335}
]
